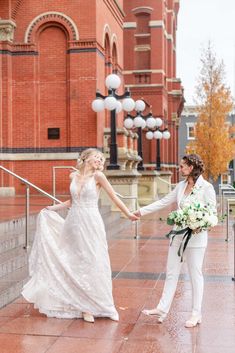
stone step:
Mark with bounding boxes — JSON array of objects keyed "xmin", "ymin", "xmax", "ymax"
[
  {"xmin": 0, "ymin": 246, "xmax": 28, "ymax": 279},
  {"xmin": 0, "ymin": 266, "xmax": 28, "ymax": 308},
  {"xmin": 0, "ymin": 227, "xmax": 34, "ymax": 254},
  {"xmin": 0, "ymin": 213, "xmax": 37, "ymax": 235}
]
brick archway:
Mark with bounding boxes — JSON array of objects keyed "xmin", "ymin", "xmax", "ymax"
[{"xmin": 24, "ymin": 11, "xmax": 79, "ymax": 43}]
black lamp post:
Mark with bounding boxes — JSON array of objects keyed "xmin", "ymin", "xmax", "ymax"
[
  {"xmin": 137, "ymin": 126, "xmax": 144, "ymax": 171},
  {"xmin": 154, "ymin": 128, "xmax": 171, "ymax": 170},
  {"xmin": 92, "ymin": 74, "xmax": 136, "ymax": 170}
]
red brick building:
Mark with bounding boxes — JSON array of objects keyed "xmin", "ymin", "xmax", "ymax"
[
  {"xmin": 0, "ymin": 0, "xmax": 183, "ymax": 194},
  {"xmin": 123, "ymin": 0, "xmax": 184, "ymax": 180}
]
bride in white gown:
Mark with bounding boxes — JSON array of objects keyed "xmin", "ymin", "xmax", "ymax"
[{"xmin": 22, "ymin": 148, "xmax": 138, "ymax": 322}]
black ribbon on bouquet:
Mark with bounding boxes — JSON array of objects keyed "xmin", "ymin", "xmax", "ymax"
[{"xmin": 165, "ymin": 227, "xmax": 193, "ymax": 262}]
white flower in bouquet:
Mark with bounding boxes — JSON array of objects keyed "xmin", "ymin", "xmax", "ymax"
[
  {"xmin": 196, "ymin": 211, "xmax": 203, "ymax": 219},
  {"xmin": 167, "ymin": 201, "xmax": 218, "ymax": 233},
  {"xmin": 190, "ymin": 221, "xmax": 202, "ymax": 230},
  {"xmin": 188, "ymin": 214, "xmax": 197, "ymax": 223},
  {"xmin": 205, "ymin": 214, "xmax": 218, "ymax": 227}
]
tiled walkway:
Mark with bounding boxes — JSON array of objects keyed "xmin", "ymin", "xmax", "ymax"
[{"xmin": 0, "ymin": 208, "xmax": 234, "ymax": 353}]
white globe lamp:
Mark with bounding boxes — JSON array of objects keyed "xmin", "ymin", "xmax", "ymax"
[
  {"xmin": 122, "ymin": 97, "xmax": 135, "ymax": 112},
  {"xmin": 155, "ymin": 117, "xmax": 163, "ymax": 127},
  {"xmin": 91, "ymin": 99, "xmax": 104, "ymax": 112},
  {"xmin": 154, "ymin": 130, "xmax": 163, "ymax": 139},
  {"xmin": 141, "ymin": 119, "xmax": 146, "ymax": 129},
  {"xmin": 105, "ymin": 74, "xmax": 121, "ymax": 90},
  {"xmin": 124, "ymin": 117, "xmax": 134, "ymax": 129},
  {"xmin": 135, "ymin": 100, "xmax": 146, "ymax": 112},
  {"xmin": 146, "ymin": 131, "xmax": 154, "ymax": 140},
  {"xmin": 104, "ymin": 96, "xmax": 117, "ymax": 110},
  {"xmin": 163, "ymin": 130, "xmax": 171, "ymax": 139},
  {"xmin": 133, "ymin": 115, "xmax": 144, "ymax": 128},
  {"xmin": 115, "ymin": 101, "xmax": 123, "ymax": 114},
  {"xmin": 146, "ymin": 117, "xmax": 156, "ymax": 129}
]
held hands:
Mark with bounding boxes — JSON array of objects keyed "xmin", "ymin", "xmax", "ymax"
[
  {"xmin": 127, "ymin": 212, "xmax": 140, "ymax": 221},
  {"xmin": 133, "ymin": 210, "xmax": 141, "ymax": 218}
]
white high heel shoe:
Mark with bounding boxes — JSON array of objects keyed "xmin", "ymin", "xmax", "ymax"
[
  {"xmin": 142, "ymin": 308, "xmax": 167, "ymax": 323},
  {"xmin": 82, "ymin": 312, "xmax": 95, "ymax": 323},
  {"xmin": 109, "ymin": 313, "xmax": 119, "ymax": 322},
  {"xmin": 185, "ymin": 315, "xmax": 202, "ymax": 328}
]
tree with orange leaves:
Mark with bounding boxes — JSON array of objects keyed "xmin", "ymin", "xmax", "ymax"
[{"xmin": 186, "ymin": 43, "xmax": 234, "ymax": 181}]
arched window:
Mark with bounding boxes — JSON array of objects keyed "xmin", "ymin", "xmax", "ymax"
[
  {"xmin": 112, "ymin": 43, "xmax": 118, "ymax": 73},
  {"xmin": 104, "ymin": 33, "xmax": 111, "ymax": 77}
]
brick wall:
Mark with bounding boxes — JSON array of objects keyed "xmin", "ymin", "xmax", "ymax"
[
  {"xmin": 0, "ymin": 0, "xmax": 125, "ymax": 193},
  {"xmin": 123, "ymin": 0, "xmax": 184, "ymax": 182}
]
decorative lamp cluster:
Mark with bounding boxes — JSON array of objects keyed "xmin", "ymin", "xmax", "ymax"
[
  {"xmin": 146, "ymin": 128, "xmax": 171, "ymax": 140},
  {"xmin": 124, "ymin": 113, "xmax": 171, "ymax": 141},
  {"xmin": 91, "ymin": 74, "xmax": 145, "ymax": 114}
]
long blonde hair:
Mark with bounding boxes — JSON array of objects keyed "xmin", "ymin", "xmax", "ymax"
[{"xmin": 76, "ymin": 148, "xmax": 105, "ymax": 171}]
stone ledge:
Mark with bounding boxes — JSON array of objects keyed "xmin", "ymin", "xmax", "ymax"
[{"xmin": 0, "ymin": 187, "xmax": 15, "ymax": 197}]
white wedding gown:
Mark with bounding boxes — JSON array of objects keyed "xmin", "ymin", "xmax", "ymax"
[{"xmin": 22, "ymin": 173, "xmax": 119, "ymax": 320}]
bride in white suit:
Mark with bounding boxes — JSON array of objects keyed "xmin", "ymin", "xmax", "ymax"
[{"xmin": 134, "ymin": 154, "xmax": 217, "ymax": 328}]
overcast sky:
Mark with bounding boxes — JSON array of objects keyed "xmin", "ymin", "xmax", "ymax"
[{"xmin": 177, "ymin": 0, "xmax": 235, "ymax": 105}]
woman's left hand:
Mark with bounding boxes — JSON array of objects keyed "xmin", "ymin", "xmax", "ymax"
[{"xmin": 128, "ymin": 212, "xmax": 140, "ymax": 221}]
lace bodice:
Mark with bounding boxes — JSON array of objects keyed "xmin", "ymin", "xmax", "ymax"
[{"xmin": 70, "ymin": 173, "xmax": 99, "ymax": 208}]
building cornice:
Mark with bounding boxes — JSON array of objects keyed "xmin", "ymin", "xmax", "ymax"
[
  {"xmin": 0, "ymin": 153, "xmax": 79, "ymax": 161},
  {"xmin": 123, "ymin": 22, "xmax": 137, "ymax": 29},
  {"xmin": 125, "ymin": 84, "xmax": 163, "ymax": 88},
  {"xmin": 123, "ymin": 69, "xmax": 165, "ymax": 74}
]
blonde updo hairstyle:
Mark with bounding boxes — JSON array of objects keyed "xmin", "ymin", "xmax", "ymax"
[
  {"xmin": 182, "ymin": 153, "xmax": 205, "ymax": 183},
  {"xmin": 76, "ymin": 148, "xmax": 105, "ymax": 171}
]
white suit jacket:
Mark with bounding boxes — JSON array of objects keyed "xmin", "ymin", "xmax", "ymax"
[{"xmin": 140, "ymin": 175, "xmax": 217, "ymax": 248}]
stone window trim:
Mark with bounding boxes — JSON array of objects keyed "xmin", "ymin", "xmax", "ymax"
[
  {"xmin": 24, "ymin": 12, "xmax": 79, "ymax": 44},
  {"xmin": 186, "ymin": 122, "xmax": 196, "ymax": 140},
  {"xmin": 131, "ymin": 7, "xmax": 153, "ymax": 15}
]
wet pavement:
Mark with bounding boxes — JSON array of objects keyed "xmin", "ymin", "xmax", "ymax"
[{"xmin": 0, "ymin": 207, "xmax": 234, "ymax": 353}]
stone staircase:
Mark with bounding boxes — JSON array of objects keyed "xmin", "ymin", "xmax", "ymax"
[{"xmin": 0, "ymin": 204, "xmax": 129, "ymax": 309}]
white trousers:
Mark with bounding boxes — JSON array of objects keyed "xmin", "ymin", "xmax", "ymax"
[{"xmin": 157, "ymin": 244, "xmax": 206, "ymax": 316}]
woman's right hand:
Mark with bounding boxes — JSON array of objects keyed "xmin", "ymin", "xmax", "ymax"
[
  {"xmin": 133, "ymin": 210, "xmax": 141, "ymax": 218},
  {"xmin": 46, "ymin": 205, "xmax": 57, "ymax": 211},
  {"xmin": 45, "ymin": 200, "xmax": 71, "ymax": 211},
  {"xmin": 127, "ymin": 212, "xmax": 139, "ymax": 221}
]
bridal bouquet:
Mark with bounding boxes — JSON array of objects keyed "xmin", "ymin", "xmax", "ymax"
[{"xmin": 166, "ymin": 201, "xmax": 218, "ymax": 261}]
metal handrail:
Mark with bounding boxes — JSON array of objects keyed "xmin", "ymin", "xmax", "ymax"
[
  {"xmin": 0, "ymin": 165, "xmax": 62, "ymax": 249},
  {"xmin": 52, "ymin": 166, "xmax": 139, "ymax": 239},
  {"xmin": 221, "ymin": 190, "xmax": 235, "ymax": 216},
  {"xmin": 219, "ymin": 184, "xmax": 235, "ymax": 213},
  {"xmin": 156, "ymin": 176, "xmax": 176, "ymax": 191},
  {"xmin": 226, "ymin": 198, "xmax": 235, "ymax": 242}
]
